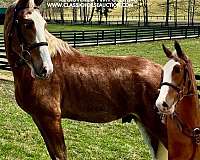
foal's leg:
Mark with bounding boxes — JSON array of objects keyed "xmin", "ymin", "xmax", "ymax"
[
  {"xmin": 134, "ymin": 118, "xmax": 168, "ymax": 160},
  {"xmin": 32, "ymin": 115, "xmax": 67, "ymax": 160}
]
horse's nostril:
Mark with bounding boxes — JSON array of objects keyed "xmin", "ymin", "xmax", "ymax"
[
  {"xmin": 40, "ymin": 67, "xmax": 47, "ymax": 75},
  {"xmin": 162, "ymin": 102, "xmax": 169, "ymax": 108}
]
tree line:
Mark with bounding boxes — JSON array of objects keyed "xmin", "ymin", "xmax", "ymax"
[{"xmin": 1, "ymin": 0, "xmax": 200, "ymax": 26}]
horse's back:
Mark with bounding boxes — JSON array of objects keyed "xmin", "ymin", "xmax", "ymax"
[{"xmin": 58, "ymin": 54, "xmax": 162, "ymax": 122}]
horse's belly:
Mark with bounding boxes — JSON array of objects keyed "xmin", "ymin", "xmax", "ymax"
[{"xmin": 61, "ymin": 110, "xmax": 122, "ymax": 123}]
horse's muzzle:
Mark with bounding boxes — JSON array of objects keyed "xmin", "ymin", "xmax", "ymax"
[{"xmin": 156, "ymin": 100, "xmax": 175, "ymax": 115}]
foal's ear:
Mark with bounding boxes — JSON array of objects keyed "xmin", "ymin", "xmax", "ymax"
[
  {"xmin": 162, "ymin": 44, "xmax": 173, "ymax": 58},
  {"xmin": 174, "ymin": 41, "xmax": 187, "ymax": 60},
  {"xmin": 34, "ymin": 0, "xmax": 43, "ymax": 6}
]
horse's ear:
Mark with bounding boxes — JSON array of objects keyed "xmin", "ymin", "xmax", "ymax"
[
  {"xmin": 174, "ymin": 41, "xmax": 187, "ymax": 60},
  {"xmin": 34, "ymin": 0, "xmax": 43, "ymax": 6},
  {"xmin": 162, "ymin": 44, "xmax": 173, "ymax": 58}
]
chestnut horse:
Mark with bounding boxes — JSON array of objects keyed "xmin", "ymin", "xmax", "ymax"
[
  {"xmin": 4, "ymin": 0, "xmax": 167, "ymax": 159},
  {"xmin": 156, "ymin": 41, "xmax": 200, "ymax": 160}
]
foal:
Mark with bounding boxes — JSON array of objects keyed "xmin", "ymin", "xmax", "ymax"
[
  {"xmin": 4, "ymin": 0, "xmax": 167, "ymax": 159},
  {"xmin": 156, "ymin": 41, "xmax": 200, "ymax": 160}
]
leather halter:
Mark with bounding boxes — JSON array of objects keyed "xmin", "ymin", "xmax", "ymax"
[{"xmin": 8, "ymin": 5, "xmax": 48, "ymax": 68}]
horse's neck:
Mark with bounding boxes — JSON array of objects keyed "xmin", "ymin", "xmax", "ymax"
[
  {"xmin": 167, "ymin": 90, "xmax": 200, "ymax": 159},
  {"xmin": 176, "ymin": 92, "xmax": 200, "ymax": 128}
]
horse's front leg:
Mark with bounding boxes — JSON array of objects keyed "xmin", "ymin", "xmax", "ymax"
[{"xmin": 32, "ymin": 114, "xmax": 67, "ymax": 160}]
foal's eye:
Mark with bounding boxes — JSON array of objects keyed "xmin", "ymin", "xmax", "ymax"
[
  {"xmin": 24, "ymin": 21, "xmax": 34, "ymax": 29},
  {"xmin": 174, "ymin": 65, "xmax": 181, "ymax": 73}
]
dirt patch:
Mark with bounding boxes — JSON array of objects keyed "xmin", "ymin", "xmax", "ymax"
[{"xmin": 0, "ymin": 70, "xmax": 14, "ymax": 81}]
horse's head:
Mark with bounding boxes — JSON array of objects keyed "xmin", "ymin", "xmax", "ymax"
[
  {"xmin": 156, "ymin": 41, "xmax": 194, "ymax": 115},
  {"xmin": 10, "ymin": 0, "xmax": 53, "ymax": 79}
]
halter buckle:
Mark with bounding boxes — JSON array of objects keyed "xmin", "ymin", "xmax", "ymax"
[
  {"xmin": 22, "ymin": 50, "xmax": 31, "ymax": 62},
  {"xmin": 192, "ymin": 128, "xmax": 200, "ymax": 145}
]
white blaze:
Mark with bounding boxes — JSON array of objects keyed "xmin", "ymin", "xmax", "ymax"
[
  {"xmin": 28, "ymin": 10, "xmax": 53, "ymax": 76},
  {"xmin": 156, "ymin": 59, "xmax": 180, "ymax": 113}
]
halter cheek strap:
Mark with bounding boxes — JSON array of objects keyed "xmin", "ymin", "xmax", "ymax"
[
  {"xmin": 8, "ymin": 5, "xmax": 48, "ymax": 68},
  {"xmin": 170, "ymin": 112, "xmax": 200, "ymax": 160}
]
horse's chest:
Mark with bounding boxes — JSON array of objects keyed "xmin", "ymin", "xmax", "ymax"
[{"xmin": 15, "ymin": 82, "xmax": 61, "ymax": 115}]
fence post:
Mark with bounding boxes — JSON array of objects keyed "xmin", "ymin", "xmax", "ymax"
[
  {"xmin": 82, "ymin": 31, "xmax": 85, "ymax": 41},
  {"xmin": 97, "ymin": 32, "xmax": 99, "ymax": 46},
  {"xmin": 60, "ymin": 31, "xmax": 62, "ymax": 39},
  {"xmin": 169, "ymin": 28, "xmax": 172, "ymax": 40},
  {"xmin": 135, "ymin": 29, "xmax": 138, "ymax": 43},
  {"xmin": 185, "ymin": 28, "xmax": 188, "ymax": 38},
  {"xmin": 102, "ymin": 30, "xmax": 104, "ymax": 40},
  {"xmin": 153, "ymin": 28, "xmax": 155, "ymax": 41},
  {"xmin": 74, "ymin": 33, "xmax": 76, "ymax": 48},
  {"xmin": 198, "ymin": 27, "xmax": 200, "ymax": 37},
  {"xmin": 114, "ymin": 30, "xmax": 117, "ymax": 45}
]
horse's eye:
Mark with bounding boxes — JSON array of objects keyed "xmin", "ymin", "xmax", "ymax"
[
  {"xmin": 24, "ymin": 21, "xmax": 34, "ymax": 29},
  {"xmin": 174, "ymin": 65, "xmax": 180, "ymax": 73}
]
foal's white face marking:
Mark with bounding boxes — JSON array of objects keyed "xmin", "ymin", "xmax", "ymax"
[
  {"xmin": 156, "ymin": 59, "xmax": 180, "ymax": 114},
  {"xmin": 26, "ymin": 10, "xmax": 53, "ymax": 78}
]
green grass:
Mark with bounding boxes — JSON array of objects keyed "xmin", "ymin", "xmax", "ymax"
[
  {"xmin": 0, "ymin": 25, "xmax": 3, "ymax": 33},
  {"xmin": 0, "ymin": 39, "xmax": 200, "ymax": 160},
  {"xmin": 0, "ymin": 81, "xmax": 150, "ymax": 160},
  {"xmin": 0, "ymin": 24, "xmax": 128, "ymax": 33},
  {"xmin": 47, "ymin": 24, "xmax": 128, "ymax": 32},
  {"xmin": 79, "ymin": 39, "xmax": 200, "ymax": 74}
]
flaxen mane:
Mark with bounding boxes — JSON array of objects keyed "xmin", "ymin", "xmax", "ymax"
[{"xmin": 45, "ymin": 31, "xmax": 81, "ymax": 57}]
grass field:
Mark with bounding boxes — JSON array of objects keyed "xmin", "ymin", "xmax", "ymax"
[
  {"xmin": 47, "ymin": 24, "xmax": 128, "ymax": 32},
  {"xmin": 0, "ymin": 39, "xmax": 200, "ymax": 160},
  {"xmin": 0, "ymin": 25, "xmax": 3, "ymax": 33},
  {"xmin": 0, "ymin": 24, "xmax": 128, "ymax": 33}
]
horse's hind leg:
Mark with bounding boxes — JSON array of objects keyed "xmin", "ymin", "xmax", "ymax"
[{"xmin": 32, "ymin": 115, "xmax": 67, "ymax": 160}]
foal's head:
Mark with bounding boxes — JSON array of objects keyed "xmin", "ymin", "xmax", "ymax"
[
  {"xmin": 156, "ymin": 41, "xmax": 195, "ymax": 115},
  {"xmin": 12, "ymin": 0, "xmax": 53, "ymax": 79}
]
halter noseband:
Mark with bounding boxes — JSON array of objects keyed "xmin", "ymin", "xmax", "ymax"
[
  {"xmin": 8, "ymin": 5, "xmax": 48, "ymax": 67},
  {"xmin": 161, "ymin": 82, "xmax": 181, "ymax": 93}
]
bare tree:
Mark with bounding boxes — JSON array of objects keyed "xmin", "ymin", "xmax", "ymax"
[
  {"xmin": 173, "ymin": 0, "xmax": 178, "ymax": 26},
  {"xmin": 96, "ymin": 0, "xmax": 116, "ymax": 24},
  {"xmin": 191, "ymin": 0, "xmax": 196, "ymax": 25},
  {"xmin": 141, "ymin": 0, "xmax": 148, "ymax": 26},
  {"xmin": 165, "ymin": 0, "xmax": 170, "ymax": 26},
  {"xmin": 121, "ymin": 0, "xmax": 129, "ymax": 24},
  {"xmin": 60, "ymin": 7, "xmax": 64, "ymax": 23},
  {"xmin": 73, "ymin": 7, "xmax": 78, "ymax": 22}
]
